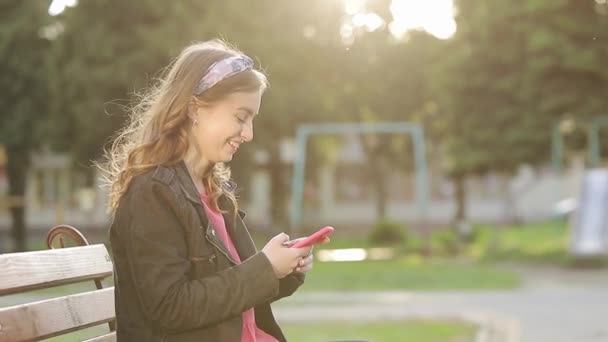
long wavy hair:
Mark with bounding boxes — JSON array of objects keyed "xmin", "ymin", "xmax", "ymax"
[{"xmin": 99, "ymin": 40, "xmax": 268, "ymax": 215}]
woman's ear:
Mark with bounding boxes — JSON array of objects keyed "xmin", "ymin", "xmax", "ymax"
[
  {"xmin": 188, "ymin": 98, "xmax": 205, "ymax": 122},
  {"xmin": 189, "ymin": 97, "xmax": 211, "ymax": 121}
]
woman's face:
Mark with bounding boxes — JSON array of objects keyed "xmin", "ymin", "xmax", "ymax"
[{"xmin": 191, "ymin": 90, "xmax": 261, "ymax": 165}]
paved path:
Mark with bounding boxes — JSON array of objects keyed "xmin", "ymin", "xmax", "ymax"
[{"xmin": 274, "ymin": 264, "xmax": 608, "ymax": 342}]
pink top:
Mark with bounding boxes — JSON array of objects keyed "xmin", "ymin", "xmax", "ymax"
[{"xmin": 200, "ymin": 192, "xmax": 278, "ymax": 342}]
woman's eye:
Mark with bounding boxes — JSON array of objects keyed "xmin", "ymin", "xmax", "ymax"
[{"xmin": 236, "ymin": 116, "xmax": 246, "ymax": 123}]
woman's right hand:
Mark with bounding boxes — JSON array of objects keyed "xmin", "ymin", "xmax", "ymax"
[{"xmin": 262, "ymin": 233, "xmax": 310, "ymax": 279}]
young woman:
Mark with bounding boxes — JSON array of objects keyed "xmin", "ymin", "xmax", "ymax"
[{"xmin": 102, "ymin": 40, "xmax": 325, "ymax": 342}]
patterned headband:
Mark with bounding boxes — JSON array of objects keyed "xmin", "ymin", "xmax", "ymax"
[{"xmin": 193, "ymin": 55, "xmax": 254, "ymax": 95}]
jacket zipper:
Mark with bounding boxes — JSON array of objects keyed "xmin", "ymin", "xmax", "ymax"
[{"xmin": 203, "ymin": 226, "xmax": 238, "ymax": 265}]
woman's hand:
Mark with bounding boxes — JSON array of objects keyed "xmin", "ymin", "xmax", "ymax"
[
  {"xmin": 283, "ymin": 236, "xmax": 330, "ymax": 273},
  {"xmin": 293, "ymin": 253, "xmax": 314, "ymax": 273},
  {"xmin": 262, "ymin": 233, "xmax": 311, "ymax": 278}
]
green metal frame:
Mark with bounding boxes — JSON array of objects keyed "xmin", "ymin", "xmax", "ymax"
[
  {"xmin": 289, "ymin": 122, "xmax": 429, "ymax": 229},
  {"xmin": 587, "ymin": 116, "xmax": 608, "ymax": 167},
  {"xmin": 552, "ymin": 116, "xmax": 608, "ymax": 171}
]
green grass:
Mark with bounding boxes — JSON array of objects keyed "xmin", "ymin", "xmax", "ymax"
[
  {"xmin": 17, "ymin": 222, "xmax": 568, "ymax": 307},
  {"xmin": 283, "ymin": 320, "xmax": 476, "ymax": 342},
  {"xmin": 310, "ymin": 220, "xmax": 587, "ymax": 266},
  {"xmin": 465, "ymin": 221, "xmax": 572, "ymax": 264},
  {"xmin": 28, "ymin": 320, "xmax": 476, "ymax": 342},
  {"xmin": 43, "ymin": 325, "xmax": 111, "ymax": 342},
  {"xmin": 301, "ymin": 257, "xmax": 521, "ymax": 291}
]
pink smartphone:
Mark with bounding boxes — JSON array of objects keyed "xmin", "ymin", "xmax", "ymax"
[{"xmin": 291, "ymin": 226, "xmax": 334, "ymax": 248}]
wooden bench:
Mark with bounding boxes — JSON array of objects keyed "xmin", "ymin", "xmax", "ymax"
[
  {"xmin": 0, "ymin": 225, "xmax": 116, "ymax": 342},
  {"xmin": 0, "ymin": 226, "xmax": 377, "ymax": 342}
]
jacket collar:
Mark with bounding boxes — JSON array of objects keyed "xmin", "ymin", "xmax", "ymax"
[
  {"xmin": 175, "ymin": 161, "xmax": 204, "ymax": 207},
  {"xmin": 174, "ymin": 160, "xmax": 257, "ymax": 262}
]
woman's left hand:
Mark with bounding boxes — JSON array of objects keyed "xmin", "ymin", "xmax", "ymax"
[{"xmin": 294, "ymin": 252, "xmax": 314, "ymax": 273}]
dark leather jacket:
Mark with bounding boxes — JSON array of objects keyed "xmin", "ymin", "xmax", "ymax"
[{"xmin": 109, "ymin": 161, "xmax": 304, "ymax": 341}]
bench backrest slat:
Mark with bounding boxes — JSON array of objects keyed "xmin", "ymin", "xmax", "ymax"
[
  {"xmin": 0, "ymin": 287, "xmax": 115, "ymax": 342},
  {"xmin": 0, "ymin": 245, "xmax": 113, "ymax": 296}
]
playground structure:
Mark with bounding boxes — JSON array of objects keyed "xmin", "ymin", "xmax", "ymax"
[{"xmin": 289, "ymin": 122, "xmax": 429, "ymax": 230}]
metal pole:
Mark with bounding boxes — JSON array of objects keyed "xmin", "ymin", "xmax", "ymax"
[
  {"xmin": 552, "ymin": 122, "xmax": 563, "ymax": 172},
  {"xmin": 290, "ymin": 127, "xmax": 309, "ymax": 230},
  {"xmin": 588, "ymin": 121, "xmax": 600, "ymax": 167},
  {"xmin": 412, "ymin": 126, "xmax": 429, "ymax": 221}
]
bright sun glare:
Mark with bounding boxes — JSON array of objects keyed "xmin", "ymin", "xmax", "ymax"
[
  {"xmin": 49, "ymin": 0, "xmax": 456, "ymax": 41},
  {"xmin": 343, "ymin": 0, "xmax": 456, "ymax": 40},
  {"xmin": 48, "ymin": 0, "xmax": 77, "ymax": 16}
]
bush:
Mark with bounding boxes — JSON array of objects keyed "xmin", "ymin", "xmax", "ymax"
[
  {"xmin": 454, "ymin": 220, "xmax": 479, "ymax": 244},
  {"xmin": 432, "ymin": 229, "xmax": 461, "ymax": 255},
  {"xmin": 368, "ymin": 219, "xmax": 406, "ymax": 246}
]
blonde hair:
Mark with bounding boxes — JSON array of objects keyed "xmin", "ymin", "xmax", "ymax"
[{"xmin": 99, "ymin": 39, "xmax": 268, "ymax": 215}]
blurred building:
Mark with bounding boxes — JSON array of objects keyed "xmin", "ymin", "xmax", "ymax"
[
  {"xmin": 0, "ymin": 140, "xmax": 586, "ymax": 234},
  {"xmin": 0, "ymin": 147, "xmax": 108, "ymax": 233}
]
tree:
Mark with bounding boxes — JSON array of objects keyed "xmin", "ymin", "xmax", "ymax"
[
  {"xmin": 53, "ymin": 0, "xmax": 349, "ymax": 231},
  {"xmin": 432, "ymin": 0, "xmax": 608, "ymax": 224},
  {"xmin": 201, "ymin": 0, "xmax": 349, "ymax": 230},
  {"xmin": 350, "ymin": 30, "xmax": 444, "ymax": 220},
  {"xmin": 52, "ymin": 1, "xmax": 218, "ymax": 168},
  {"xmin": 0, "ymin": 1, "xmax": 52, "ymax": 251}
]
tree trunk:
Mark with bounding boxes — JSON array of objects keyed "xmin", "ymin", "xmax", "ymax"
[
  {"xmin": 453, "ymin": 173, "xmax": 467, "ymax": 223},
  {"xmin": 372, "ymin": 158, "xmax": 388, "ymax": 220},
  {"xmin": 451, "ymin": 173, "xmax": 473, "ymax": 244},
  {"xmin": 6, "ymin": 144, "xmax": 29, "ymax": 252},
  {"xmin": 503, "ymin": 189, "xmax": 519, "ymax": 225},
  {"xmin": 268, "ymin": 142, "xmax": 287, "ymax": 234},
  {"xmin": 503, "ymin": 172, "xmax": 528, "ymax": 225},
  {"xmin": 360, "ymin": 134, "xmax": 389, "ymax": 221}
]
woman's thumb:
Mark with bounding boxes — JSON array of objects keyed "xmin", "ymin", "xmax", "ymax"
[{"xmin": 272, "ymin": 232, "xmax": 290, "ymax": 243}]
